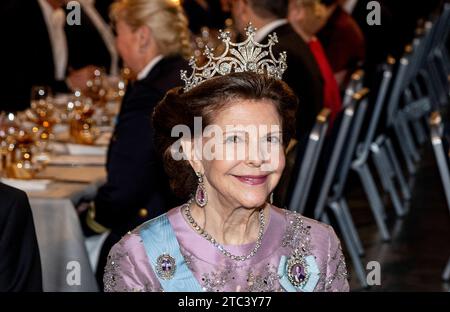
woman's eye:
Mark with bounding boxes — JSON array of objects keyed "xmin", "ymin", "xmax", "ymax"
[
  {"xmin": 267, "ymin": 136, "xmax": 281, "ymax": 144},
  {"xmin": 225, "ymin": 135, "xmax": 242, "ymax": 143}
]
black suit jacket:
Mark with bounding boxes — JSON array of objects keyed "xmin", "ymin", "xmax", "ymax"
[
  {"xmin": 183, "ymin": 0, "xmax": 229, "ymax": 34},
  {"xmin": 0, "ymin": 183, "xmax": 42, "ymax": 292},
  {"xmin": 0, "ymin": 0, "xmax": 111, "ymax": 112},
  {"xmin": 94, "ymin": 56, "xmax": 188, "ymax": 236},
  {"xmin": 260, "ymin": 24, "xmax": 324, "ymax": 141}
]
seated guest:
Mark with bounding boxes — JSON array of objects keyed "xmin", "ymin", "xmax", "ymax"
[
  {"xmin": 317, "ymin": 0, "xmax": 365, "ymax": 88},
  {"xmin": 288, "ymin": 0, "xmax": 342, "ymax": 123},
  {"xmin": 0, "ymin": 183, "xmax": 42, "ymax": 291},
  {"xmin": 0, "ymin": 0, "xmax": 117, "ymax": 112},
  {"xmin": 80, "ymin": 0, "xmax": 190, "ymax": 288},
  {"xmin": 103, "ymin": 29, "xmax": 349, "ymax": 291},
  {"xmin": 230, "ymin": 0, "xmax": 324, "ymax": 143}
]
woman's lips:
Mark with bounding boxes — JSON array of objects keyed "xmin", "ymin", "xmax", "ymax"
[{"xmin": 233, "ymin": 175, "xmax": 268, "ymax": 185}]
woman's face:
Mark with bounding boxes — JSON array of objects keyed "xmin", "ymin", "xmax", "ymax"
[
  {"xmin": 115, "ymin": 19, "xmax": 142, "ymax": 74},
  {"xmin": 191, "ymin": 99, "xmax": 286, "ymax": 209}
]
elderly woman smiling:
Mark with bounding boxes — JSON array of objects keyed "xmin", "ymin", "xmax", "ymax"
[{"xmin": 104, "ymin": 28, "xmax": 349, "ymax": 292}]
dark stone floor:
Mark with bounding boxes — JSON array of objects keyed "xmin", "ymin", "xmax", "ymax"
[{"xmin": 343, "ymin": 144, "xmax": 450, "ymax": 291}]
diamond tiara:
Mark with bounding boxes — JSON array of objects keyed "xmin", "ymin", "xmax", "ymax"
[{"xmin": 181, "ymin": 24, "xmax": 288, "ymax": 92}]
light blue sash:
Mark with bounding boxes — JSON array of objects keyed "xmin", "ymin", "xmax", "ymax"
[{"xmin": 140, "ymin": 214, "xmax": 204, "ymax": 292}]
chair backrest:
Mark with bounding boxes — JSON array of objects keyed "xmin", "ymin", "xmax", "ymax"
[
  {"xmin": 386, "ymin": 55, "xmax": 409, "ymax": 127},
  {"xmin": 387, "ymin": 6, "xmax": 450, "ymax": 125},
  {"xmin": 331, "ymin": 88, "xmax": 370, "ymax": 201},
  {"xmin": 407, "ymin": 8, "xmax": 447, "ymax": 85},
  {"xmin": 430, "ymin": 111, "xmax": 450, "ymax": 213},
  {"xmin": 419, "ymin": 21, "xmax": 435, "ymax": 70},
  {"xmin": 418, "ymin": 5, "xmax": 449, "ymax": 69},
  {"xmin": 313, "ymin": 91, "xmax": 361, "ymax": 220},
  {"xmin": 289, "ymin": 108, "xmax": 331, "ymax": 214},
  {"xmin": 430, "ymin": 3, "xmax": 450, "ymax": 51},
  {"xmin": 356, "ymin": 57, "xmax": 395, "ymax": 161},
  {"xmin": 418, "ymin": 20, "xmax": 442, "ymax": 109},
  {"xmin": 405, "ymin": 35, "xmax": 426, "ymax": 87},
  {"xmin": 342, "ymin": 70, "xmax": 365, "ymax": 108}
]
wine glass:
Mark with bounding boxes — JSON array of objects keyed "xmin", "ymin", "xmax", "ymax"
[
  {"xmin": 31, "ymin": 86, "xmax": 52, "ymax": 110},
  {"xmin": 86, "ymin": 67, "xmax": 108, "ymax": 107},
  {"xmin": 27, "ymin": 87, "xmax": 56, "ymax": 167}
]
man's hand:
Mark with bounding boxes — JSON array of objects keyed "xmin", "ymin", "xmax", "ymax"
[{"xmin": 67, "ymin": 65, "xmax": 99, "ymax": 91}]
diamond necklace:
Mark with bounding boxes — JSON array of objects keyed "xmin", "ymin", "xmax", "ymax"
[{"xmin": 183, "ymin": 200, "xmax": 266, "ymax": 261}]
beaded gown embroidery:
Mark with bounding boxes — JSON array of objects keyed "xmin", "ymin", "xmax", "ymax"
[{"xmin": 104, "ymin": 206, "xmax": 349, "ymax": 292}]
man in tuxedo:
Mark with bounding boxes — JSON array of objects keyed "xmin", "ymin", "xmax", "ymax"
[
  {"xmin": 0, "ymin": 0, "xmax": 117, "ymax": 112},
  {"xmin": 0, "ymin": 183, "xmax": 42, "ymax": 291},
  {"xmin": 230, "ymin": 0, "xmax": 324, "ymax": 142},
  {"xmin": 183, "ymin": 0, "xmax": 230, "ymax": 35}
]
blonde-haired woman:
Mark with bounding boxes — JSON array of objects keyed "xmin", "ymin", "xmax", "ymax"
[
  {"xmin": 80, "ymin": 0, "xmax": 191, "ymax": 288},
  {"xmin": 110, "ymin": 0, "xmax": 192, "ymax": 68}
]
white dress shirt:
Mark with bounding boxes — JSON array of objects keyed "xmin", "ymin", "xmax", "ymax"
[
  {"xmin": 137, "ymin": 55, "xmax": 164, "ymax": 81},
  {"xmin": 254, "ymin": 19, "xmax": 288, "ymax": 43},
  {"xmin": 37, "ymin": 0, "xmax": 118, "ymax": 80},
  {"xmin": 38, "ymin": 0, "xmax": 68, "ymax": 80},
  {"xmin": 343, "ymin": 0, "xmax": 359, "ymax": 14}
]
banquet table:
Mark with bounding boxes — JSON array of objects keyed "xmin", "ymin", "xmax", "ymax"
[
  {"xmin": 1, "ymin": 99, "xmax": 118, "ymax": 291},
  {"xmin": 25, "ymin": 162, "xmax": 107, "ymax": 292}
]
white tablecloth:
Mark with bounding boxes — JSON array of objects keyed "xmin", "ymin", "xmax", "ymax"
[{"xmin": 25, "ymin": 166, "xmax": 107, "ymax": 292}]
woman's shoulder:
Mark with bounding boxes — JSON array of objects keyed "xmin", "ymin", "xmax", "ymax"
[
  {"xmin": 273, "ymin": 206, "xmax": 335, "ymax": 234},
  {"xmin": 105, "ymin": 223, "xmax": 167, "ymax": 292},
  {"xmin": 273, "ymin": 207, "xmax": 349, "ymax": 290},
  {"xmin": 104, "ymin": 208, "xmax": 182, "ymax": 290},
  {"xmin": 112, "ymin": 207, "xmax": 180, "ymax": 252},
  {"xmin": 108, "ymin": 228, "xmax": 147, "ymax": 261},
  {"xmin": 271, "ymin": 206, "xmax": 340, "ymax": 248},
  {"xmin": 139, "ymin": 55, "xmax": 189, "ymax": 90}
]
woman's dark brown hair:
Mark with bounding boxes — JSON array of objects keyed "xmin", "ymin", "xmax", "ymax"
[{"xmin": 153, "ymin": 72, "xmax": 298, "ymax": 200}]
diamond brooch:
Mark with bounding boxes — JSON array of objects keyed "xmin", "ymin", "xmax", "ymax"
[
  {"xmin": 286, "ymin": 250, "xmax": 310, "ymax": 288},
  {"xmin": 156, "ymin": 254, "xmax": 176, "ymax": 280}
]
